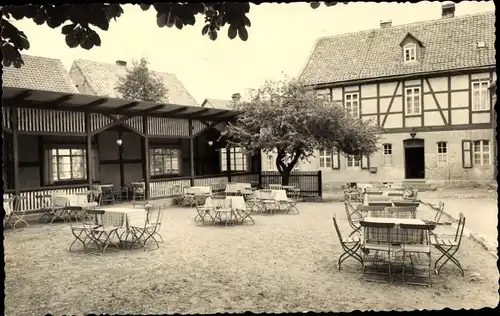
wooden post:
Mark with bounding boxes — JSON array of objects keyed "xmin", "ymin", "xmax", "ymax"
[
  {"xmin": 188, "ymin": 119, "xmax": 195, "ymax": 186},
  {"xmin": 11, "ymin": 107, "xmax": 20, "ymax": 195},
  {"xmin": 85, "ymin": 113, "xmax": 93, "ymax": 189},
  {"xmin": 142, "ymin": 117, "xmax": 150, "ymax": 199},
  {"xmin": 257, "ymin": 151, "xmax": 263, "ymax": 189},
  {"xmin": 226, "ymin": 145, "xmax": 232, "ymax": 183},
  {"xmin": 317, "ymin": 170, "xmax": 323, "ymax": 200},
  {"xmin": 118, "ymin": 131, "xmax": 125, "ymax": 188}
]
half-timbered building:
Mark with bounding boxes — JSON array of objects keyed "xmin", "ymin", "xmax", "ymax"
[
  {"xmin": 298, "ymin": 4, "xmax": 496, "ymax": 187},
  {"xmin": 2, "ymin": 55, "xmax": 260, "ymax": 211}
]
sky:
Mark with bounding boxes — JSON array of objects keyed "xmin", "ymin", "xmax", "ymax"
[{"xmin": 12, "ymin": 1, "xmax": 495, "ymax": 104}]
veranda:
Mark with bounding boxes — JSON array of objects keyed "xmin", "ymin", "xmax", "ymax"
[{"xmin": 2, "ymin": 86, "xmax": 261, "ymax": 211}]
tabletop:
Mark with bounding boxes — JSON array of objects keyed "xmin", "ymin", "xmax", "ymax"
[{"xmin": 363, "ymin": 217, "xmax": 425, "ymax": 225}]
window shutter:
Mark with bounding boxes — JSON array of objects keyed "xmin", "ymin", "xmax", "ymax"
[
  {"xmin": 361, "ymin": 155, "xmax": 370, "ymax": 169},
  {"xmin": 92, "ymin": 148, "xmax": 99, "ymax": 182},
  {"xmin": 43, "ymin": 147, "xmax": 54, "ymax": 185},
  {"xmin": 331, "ymin": 150, "xmax": 340, "ymax": 170},
  {"xmin": 462, "ymin": 140, "xmax": 472, "ymax": 168}
]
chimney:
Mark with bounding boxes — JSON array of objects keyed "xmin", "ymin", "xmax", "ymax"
[
  {"xmin": 116, "ymin": 60, "xmax": 127, "ymax": 67},
  {"xmin": 231, "ymin": 93, "xmax": 241, "ymax": 103},
  {"xmin": 441, "ymin": 3, "xmax": 455, "ymax": 19},
  {"xmin": 380, "ymin": 19, "xmax": 392, "ymax": 29}
]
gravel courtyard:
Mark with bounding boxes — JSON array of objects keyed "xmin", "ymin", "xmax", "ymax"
[{"xmin": 4, "ymin": 201, "xmax": 499, "ymax": 315}]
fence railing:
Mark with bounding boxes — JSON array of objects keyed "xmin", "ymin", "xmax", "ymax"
[{"xmin": 260, "ymin": 171, "xmax": 322, "ymax": 199}]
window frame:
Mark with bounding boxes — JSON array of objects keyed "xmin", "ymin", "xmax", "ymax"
[
  {"xmin": 344, "ymin": 92, "xmax": 360, "ymax": 118},
  {"xmin": 436, "ymin": 141, "xmax": 448, "ymax": 167},
  {"xmin": 51, "ymin": 148, "xmax": 87, "ymax": 182},
  {"xmin": 383, "ymin": 143, "xmax": 393, "ymax": 166},
  {"xmin": 318, "ymin": 149, "xmax": 332, "ymax": 168},
  {"xmin": 346, "ymin": 155, "xmax": 361, "ymax": 168},
  {"xmin": 403, "ymin": 43, "xmax": 417, "ymax": 63},
  {"xmin": 221, "ymin": 147, "xmax": 248, "ymax": 172},
  {"xmin": 405, "ymin": 87, "xmax": 422, "ymax": 115},
  {"xmin": 472, "ymin": 140, "xmax": 491, "ymax": 166},
  {"xmin": 149, "ymin": 147, "xmax": 181, "ymax": 177},
  {"xmin": 471, "ymin": 79, "xmax": 490, "ymax": 111}
]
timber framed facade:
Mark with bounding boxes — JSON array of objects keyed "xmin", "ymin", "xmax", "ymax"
[
  {"xmin": 295, "ymin": 5, "xmax": 496, "ymax": 188},
  {"xmin": 2, "ymin": 86, "xmax": 261, "ymax": 211}
]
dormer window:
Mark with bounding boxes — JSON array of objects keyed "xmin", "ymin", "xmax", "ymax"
[{"xmin": 403, "ymin": 43, "xmax": 417, "ymax": 63}]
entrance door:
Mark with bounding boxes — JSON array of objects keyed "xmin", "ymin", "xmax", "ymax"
[{"xmin": 404, "ymin": 138, "xmax": 425, "ymax": 179}]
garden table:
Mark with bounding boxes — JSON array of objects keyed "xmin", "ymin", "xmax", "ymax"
[{"xmin": 362, "ymin": 217, "xmax": 433, "ymax": 245}]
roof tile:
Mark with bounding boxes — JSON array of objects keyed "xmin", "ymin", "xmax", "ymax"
[
  {"xmin": 2, "ymin": 54, "xmax": 78, "ymax": 94},
  {"xmin": 299, "ymin": 11, "xmax": 496, "ymax": 85}
]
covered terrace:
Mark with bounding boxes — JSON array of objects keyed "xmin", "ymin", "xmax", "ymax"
[{"xmin": 2, "ymin": 87, "xmax": 261, "ymax": 211}]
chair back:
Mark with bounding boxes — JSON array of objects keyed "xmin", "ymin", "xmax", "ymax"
[
  {"xmin": 386, "ymin": 206, "xmax": 416, "ymax": 219},
  {"xmin": 4, "ymin": 198, "xmax": 14, "ymax": 216},
  {"xmin": 256, "ymin": 189, "xmax": 275, "ymax": 200},
  {"xmin": 433, "ymin": 202, "xmax": 445, "ymax": 223},
  {"xmin": 454, "ymin": 213, "xmax": 466, "ymax": 246},
  {"xmin": 131, "ymin": 182, "xmax": 145, "ymax": 193},
  {"xmin": 359, "ymin": 221, "xmax": 395, "ymax": 244},
  {"xmin": 146, "ymin": 206, "xmax": 163, "ymax": 226},
  {"xmin": 332, "ymin": 215, "xmax": 344, "ymax": 243},
  {"xmin": 52, "ymin": 195, "xmax": 70, "ymax": 207},
  {"xmin": 67, "ymin": 206, "xmax": 86, "ymax": 229},
  {"xmin": 399, "ymin": 223, "xmax": 435, "ymax": 245},
  {"xmin": 84, "ymin": 209, "xmax": 106, "ymax": 229}
]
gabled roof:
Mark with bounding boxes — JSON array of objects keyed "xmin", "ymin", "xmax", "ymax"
[
  {"xmin": 201, "ymin": 98, "xmax": 233, "ymax": 110},
  {"xmin": 399, "ymin": 32, "xmax": 425, "ymax": 47},
  {"xmin": 2, "ymin": 54, "xmax": 79, "ymax": 94},
  {"xmin": 299, "ymin": 11, "xmax": 495, "ymax": 86},
  {"xmin": 70, "ymin": 59, "xmax": 198, "ymax": 106}
]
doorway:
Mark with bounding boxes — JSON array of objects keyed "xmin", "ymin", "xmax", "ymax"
[{"xmin": 404, "ymin": 138, "xmax": 425, "ymax": 179}]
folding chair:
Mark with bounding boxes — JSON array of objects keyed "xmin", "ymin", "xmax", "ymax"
[
  {"xmin": 344, "ymin": 201, "xmax": 362, "ymax": 237},
  {"xmin": 130, "ymin": 206, "xmax": 164, "ymax": 251},
  {"xmin": 4, "ymin": 196, "xmax": 29, "ymax": 229},
  {"xmin": 423, "ymin": 202, "xmax": 445, "ymax": 225},
  {"xmin": 3, "ymin": 197, "xmax": 15, "ymax": 228},
  {"xmin": 131, "ymin": 182, "xmax": 146, "ymax": 201},
  {"xmin": 49, "ymin": 196, "xmax": 70, "ymax": 224},
  {"xmin": 85, "ymin": 209, "xmax": 121, "ymax": 255},
  {"xmin": 275, "ymin": 190, "xmax": 299, "ymax": 215},
  {"xmin": 231, "ymin": 196, "xmax": 254, "ymax": 225},
  {"xmin": 360, "ymin": 220, "xmax": 396, "ymax": 283},
  {"xmin": 431, "ymin": 213, "xmax": 466, "ymax": 276},
  {"xmin": 195, "ymin": 197, "xmax": 216, "ymax": 225},
  {"xmin": 332, "ymin": 215, "xmax": 363, "ymax": 270},
  {"xmin": 400, "ymin": 223, "xmax": 435, "ymax": 287},
  {"xmin": 257, "ymin": 189, "xmax": 278, "ymax": 213},
  {"xmin": 68, "ymin": 206, "xmax": 100, "ymax": 252},
  {"xmin": 100, "ymin": 186, "xmax": 116, "ymax": 205}
]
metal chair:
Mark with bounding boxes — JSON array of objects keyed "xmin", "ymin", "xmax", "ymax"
[
  {"xmin": 431, "ymin": 213, "xmax": 466, "ymax": 276},
  {"xmin": 424, "ymin": 202, "xmax": 445, "ymax": 225},
  {"xmin": 131, "ymin": 182, "xmax": 146, "ymax": 201},
  {"xmin": 195, "ymin": 196, "xmax": 216, "ymax": 225},
  {"xmin": 49, "ymin": 195, "xmax": 70, "ymax": 224},
  {"xmin": 344, "ymin": 201, "xmax": 362, "ymax": 236},
  {"xmin": 100, "ymin": 186, "xmax": 116, "ymax": 205},
  {"xmin": 400, "ymin": 223, "xmax": 435, "ymax": 287},
  {"xmin": 360, "ymin": 220, "xmax": 396, "ymax": 283},
  {"xmin": 130, "ymin": 206, "xmax": 163, "ymax": 251},
  {"xmin": 230, "ymin": 196, "xmax": 254, "ymax": 225},
  {"xmin": 274, "ymin": 190, "xmax": 299, "ymax": 215},
  {"xmin": 332, "ymin": 215, "xmax": 363, "ymax": 270},
  {"xmin": 85, "ymin": 209, "xmax": 121, "ymax": 255},
  {"xmin": 68, "ymin": 207, "xmax": 100, "ymax": 252}
]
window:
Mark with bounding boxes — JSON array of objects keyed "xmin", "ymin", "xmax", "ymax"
[
  {"xmin": 403, "ymin": 43, "xmax": 416, "ymax": 63},
  {"xmin": 346, "ymin": 155, "xmax": 361, "ymax": 168},
  {"xmin": 472, "ymin": 80, "xmax": 490, "ymax": 111},
  {"xmin": 383, "ymin": 144, "xmax": 392, "ymax": 166},
  {"xmin": 149, "ymin": 148, "xmax": 180, "ymax": 176},
  {"xmin": 267, "ymin": 154, "xmax": 274, "ymax": 171},
  {"xmin": 51, "ymin": 148, "xmax": 86, "ymax": 181},
  {"xmin": 319, "ymin": 149, "xmax": 332, "ymax": 168},
  {"xmin": 436, "ymin": 142, "xmax": 448, "ymax": 166},
  {"xmin": 473, "ymin": 140, "xmax": 490, "ymax": 166},
  {"xmin": 316, "ymin": 90, "xmax": 331, "ymax": 101},
  {"xmin": 344, "ymin": 93, "xmax": 359, "ymax": 118},
  {"xmin": 405, "ymin": 87, "xmax": 421, "ymax": 115},
  {"xmin": 221, "ymin": 147, "xmax": 247, "ymax": 172}
]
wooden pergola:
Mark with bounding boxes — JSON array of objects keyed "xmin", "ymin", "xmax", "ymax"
[{"xmin": 2, "ymin": 87, "xmax": 260, "ymax": 204}]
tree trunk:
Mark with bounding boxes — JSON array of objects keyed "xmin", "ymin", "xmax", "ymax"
[{"xmin": 281, "ymin": 170, "xmax": 290, "ymax": 186}]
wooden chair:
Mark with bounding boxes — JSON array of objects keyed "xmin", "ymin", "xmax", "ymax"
[
  {"xmin": 344, "ymin": 201, "xmax": 362, "ymax": 236},
  {"xmin": 359, "ymin": 220, "xmax": 396, "ymax": 283},
  {"xmin": 332, "ymin": 215, "xmax": 363, "ymax": 270},
  {"xmin": 100, "ymin": 186, "xmax": 116, "ymax": 205},
  {"xmin": 85, "ymin": 209, "xmax": 121, "ymax": 255},
  {"xmin": 424, "ymin": 202, "xmax": 445, "ymax": 225},
  {"xmin": 400, "ymin": 223, "xmax": 435, "ymax": 287},
  {"xmin": 230, "ymin": 196, "xmax": 254, "ymax": 225},
  {"xmin": 130, "ymin": 206, "xmax": 163, "ymax": 251},
  {"xmin": 431, "ymin": 213, "xmax": 466, "ymax": 276},
  {"xmin": 67, "ymin": 207, "xmax": 100, "ymax": 252},
  {"xmin": 131, "ymin": 182, "xmax": 146, "ymax": 201},
  {"xmin": 274, "ymin": 190, "xmax": 299, "ymax": 215}
]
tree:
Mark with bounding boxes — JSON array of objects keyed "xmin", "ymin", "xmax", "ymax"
[
  {"xmin": 0, "ymin": 2, "xmax": 345, "ymax": 67},
  {"xmin": 222, "ymin": 79, "xmax": 380, "ymax": 185},
  {"xmin": 115, "ymin": 57, "xmax": 168, "ymax": 102}
]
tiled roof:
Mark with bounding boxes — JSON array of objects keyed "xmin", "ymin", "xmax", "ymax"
[
  {"xmin": 71, "ymin": 59, "xmax": 198, "ymax": 106},
  {"xmin": 2, "ymin": 54, "xmax": 79, "ymax": 93},
  {"xmin": 299, "ymin": 11, "xmax": 496, "ymax": 85},
  {"xmin": 201, "ymin": 98, "xmax": 233, "ymax": 110}
]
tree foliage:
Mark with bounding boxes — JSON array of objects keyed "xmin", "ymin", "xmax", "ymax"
[
  {"xmin": 222, "ymin": 79, "xmax": 380, "ymax": 185},
  {"xmin": 1, "ymin": 2, "xmax": 345, "ymax": 67},
  {"xmin": 115, "ymin": 57, "xmax": 168, "ymax": 102}
]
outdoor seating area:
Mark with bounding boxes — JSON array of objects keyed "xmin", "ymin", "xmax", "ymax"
[
  {"xmin": 4, "ymin": 196, "xmax": 498, "ymax": 315},
  {"xmin": 337, "ymin": 187, "xmax": 467, "ymax": 287}
]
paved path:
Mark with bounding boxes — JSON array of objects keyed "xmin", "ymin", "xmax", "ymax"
[{"xmin": 419, "ymin": 192, "xmax": 498, "ymax": 252}]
